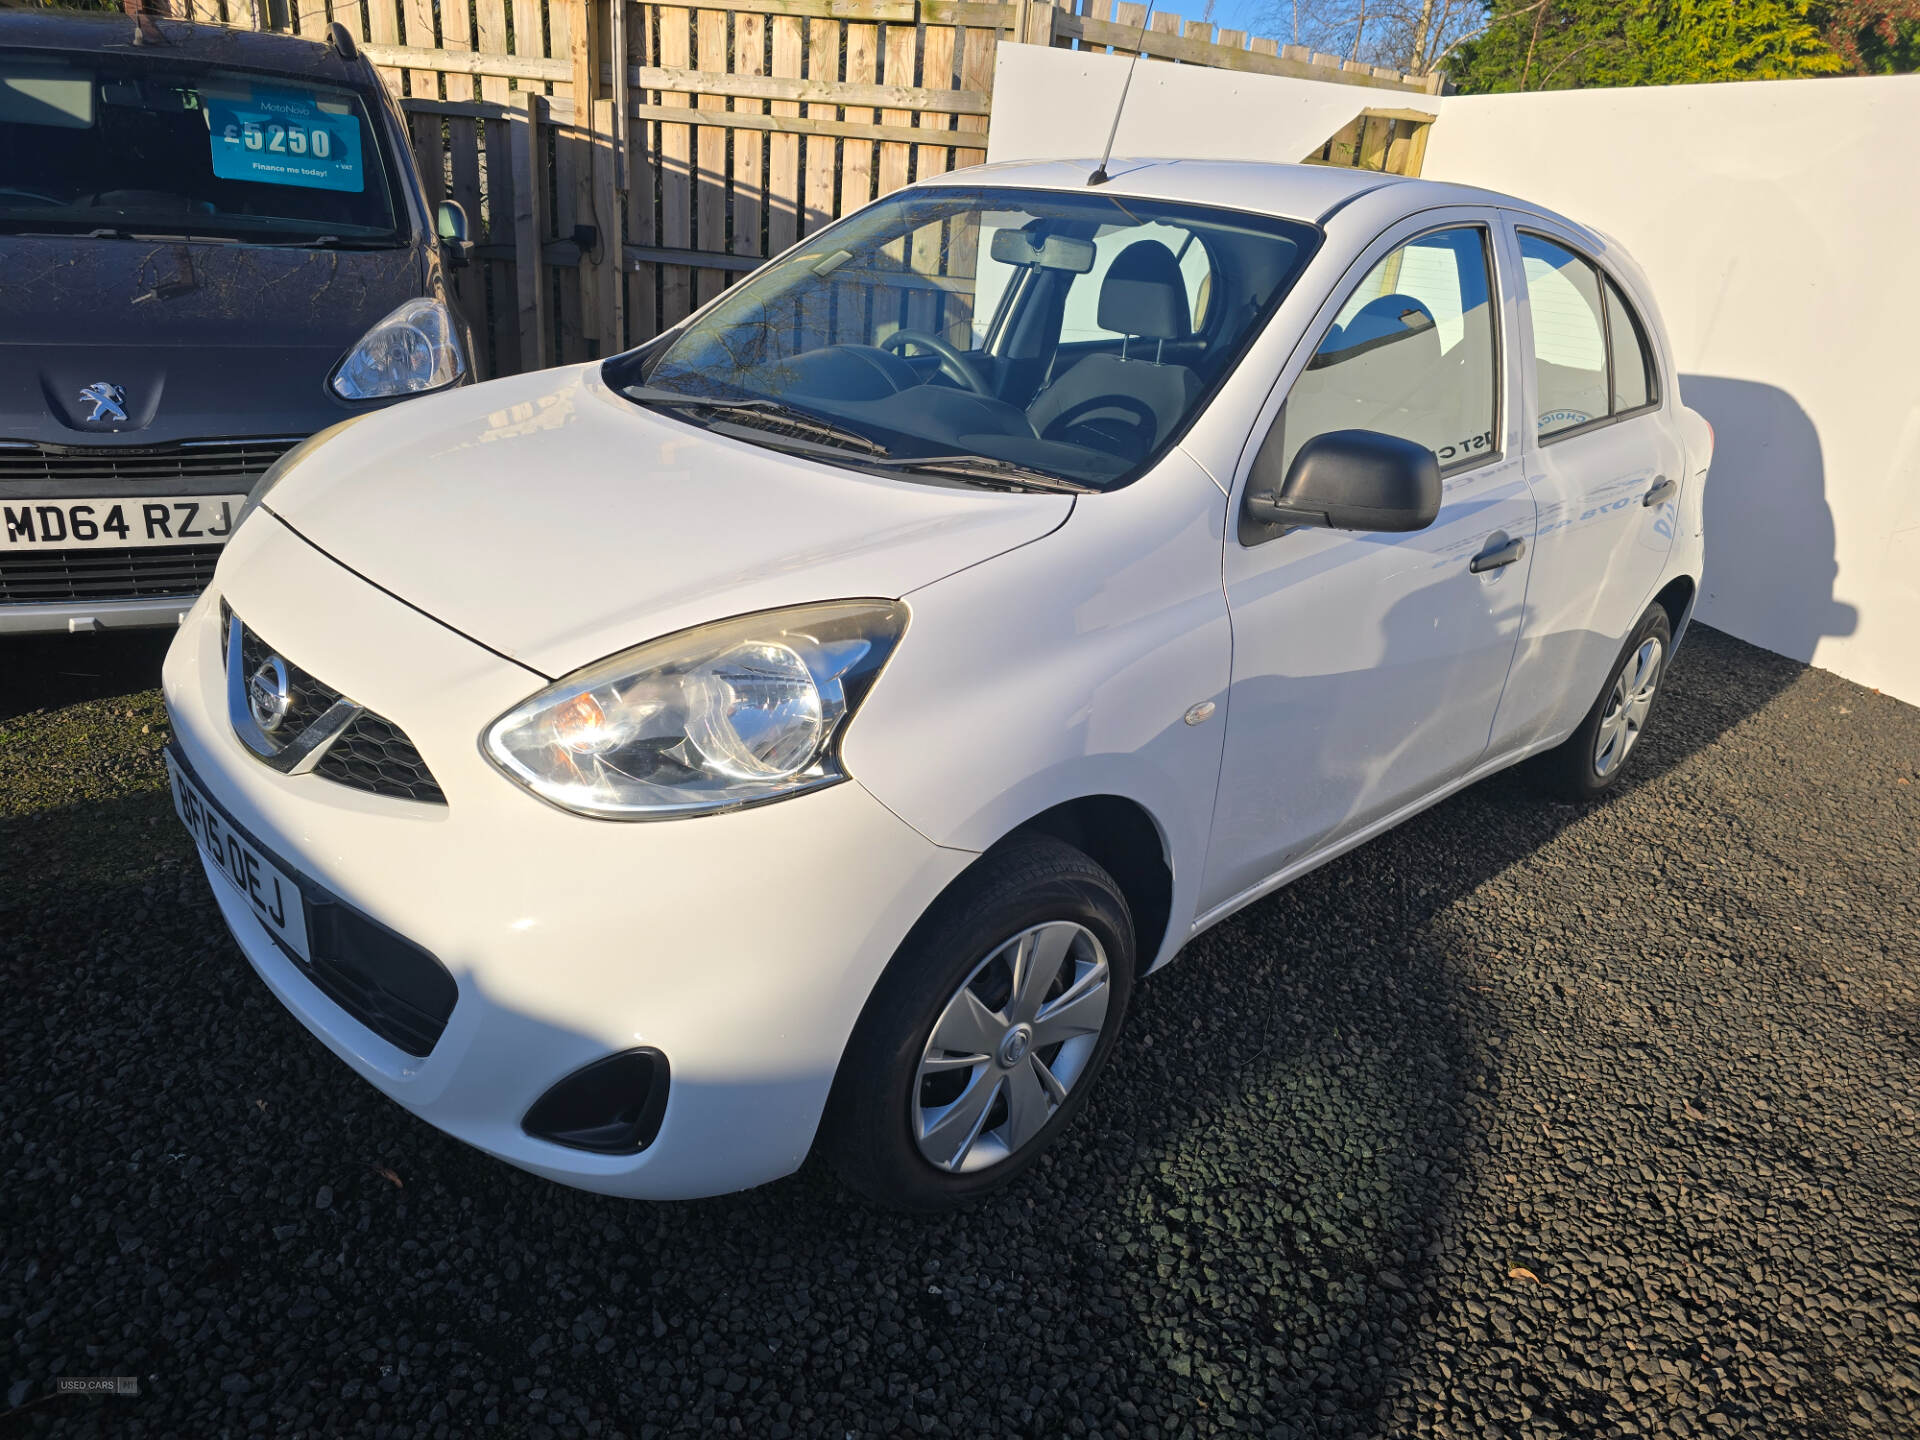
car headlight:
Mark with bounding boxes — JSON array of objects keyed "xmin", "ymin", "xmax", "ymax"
[
  {"xmin": 483, "ymin": 600, "xmax": 909, "ymax": 819},
  {"xmin": 331, "ymin": 297, "xmax": 466, "ymax": 400},
  {"xmin": 232, "ymin": 416, "xmax": 367, "ymax": 535}
]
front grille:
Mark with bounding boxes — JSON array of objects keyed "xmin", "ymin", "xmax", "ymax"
[
  {"xmin": 234, "ymin": 606, "xmax": 348, "ymax": 740},
  {"xmin": 315, "ymin": 711, "xmax": 447, "ymax": 804},
  {"xmin": 0, "ymin": 544, "xmax": 219, "ymax": 603},
  {"xmin": 226, "ymin": 605, "xmax": 447, "ymax": 806},
  {"xmin": 0, "ymin": 439, "xmax": 298, "ymax": 485}
]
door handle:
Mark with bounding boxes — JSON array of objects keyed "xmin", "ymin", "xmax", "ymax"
[
  {"xmin": 1469, "ymin": 536, "xmax": 1526, "ymax": 574},
  {"xmin": 1643, "ymin": 475, "xmax": 1677, "ymax": 507}
]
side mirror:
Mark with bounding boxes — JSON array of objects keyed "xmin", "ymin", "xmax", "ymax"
[
  {"xmin": 1243, "ymin": 428, "xmax": 1441, "ymax": 534},
  {"xmin": 436, "ymin": 200, "xmax": 473, "ymax": 268}
]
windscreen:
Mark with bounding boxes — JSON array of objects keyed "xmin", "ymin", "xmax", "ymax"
[
  {"xmin": 0, "ymin": 49, "xmax": 402, "ymax": 244},
  {"xmin": 613, "ymin": 186, "xmax": 1317, "ymax": 490}
]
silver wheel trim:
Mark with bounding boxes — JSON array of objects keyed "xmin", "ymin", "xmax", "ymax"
[
  {"xmin": 1594, "ymin": 635, "xmax": 1664, "ymax": 777},
  {"xmin": 912, "ymin": 921, "xmax": 1111, "ymax": 1174}
]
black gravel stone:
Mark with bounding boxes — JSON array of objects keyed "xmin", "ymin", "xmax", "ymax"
[{"xmin": 2, "ymin": 624, "xmax": 1916, "ymax": 1437}]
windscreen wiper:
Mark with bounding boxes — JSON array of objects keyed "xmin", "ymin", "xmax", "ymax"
[
  {"xmin": 621, "ymin": 386, "xmax": 889, "ymax": 456},
  {"xmin": 252, "ymin": 234, "xmax": 406, "ymax": 250},
  {"xmin": 856, "ymin": 453, "xmax": 1098, "ymax": 495}
]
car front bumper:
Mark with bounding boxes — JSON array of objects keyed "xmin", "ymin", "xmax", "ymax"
[{"xmin": 161, "ymin": 514, "xmax": 973, "ymax": 1199}]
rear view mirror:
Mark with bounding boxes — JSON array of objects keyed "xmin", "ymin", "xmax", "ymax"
[
  {"xmin": 1243, "ymin": 428, "xmax": 1441, "ymax": 534},
  {"xmin": 989, "ymin": 228, "xmax": 1096, "ymax": 274},
  {"xmin": 437, "ymin": 199, "xmax": 473, "ymax": 268}
]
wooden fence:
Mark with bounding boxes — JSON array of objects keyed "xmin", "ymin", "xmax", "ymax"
[{"xmin": 181, "ymin": 0, "xmax": 1438, "ymax": 377}]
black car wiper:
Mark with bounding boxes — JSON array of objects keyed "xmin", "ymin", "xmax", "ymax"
[
  {"xmin": 250, "ymin": 234, "xmax": 406, "ymax": 250},
  {"xmin": 856, "ymin": 453, "xmax": 1098, "ymax": 495},
  {"xmin": 621, "ymin": 386, "xmax": 889, "ymax": 456},
  {"xmin": 0, "ymin": 225, "xmax": 145, "ymax": 240},
  {"xmin": 0, "ymin": 225, "xmax": 243, "ymax": 244}
]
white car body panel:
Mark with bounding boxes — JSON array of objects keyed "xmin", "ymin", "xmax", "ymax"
[
  {"xmin": 1201, "ymin": 205, "xmax": 1538, "ymax": 911},
  {"xmin": 1487, "ymin": 211, "xmax": 1686, "ymax": 754},
  {"xmin": 165, "ymin": 515, "xmax": 974, "ymax": 1198},
  {"xmin": 262, "ymin": 363, "xmax": 1072, "ymax": 678},
  {"xmin": 162, "ymin": 159, "xmax": 1710, "ymax": 1199},
  {"xmin": 844, "ymin": 447, "xmax": 1233, "ymax": 970}
]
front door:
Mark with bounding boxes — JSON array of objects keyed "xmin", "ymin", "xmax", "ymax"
[{"xmin": 1201, "ymin": 216, "xmax": 1535, "ymax": 917}]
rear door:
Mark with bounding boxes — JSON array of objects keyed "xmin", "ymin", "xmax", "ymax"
[{"xmin": 1488, "ymin": 218, "xmax": 1683, "ymax": 753}]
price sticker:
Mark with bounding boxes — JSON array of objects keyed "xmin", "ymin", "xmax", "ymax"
[{"xmin": 204, "ymin": 86, "xmax": 364, "ymax": 193}]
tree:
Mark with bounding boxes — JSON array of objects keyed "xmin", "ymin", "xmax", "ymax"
[
  {"xmin": 1825, "ymin": 0, "xmax": 1920, "ymax": 71},
  {"xmin": 1449, "ymin": 0, "xmax": 1844, "ymax": 92},
  {"xmin": 1266, "ymin": 0, "xmax": 1488, "ymax": 75}
]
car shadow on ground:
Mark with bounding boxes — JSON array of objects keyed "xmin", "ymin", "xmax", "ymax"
[
  {"xmin": 0, "ymin": 629, "xmax": 175, "ymax": 723},
  {"xmin": 0, "ymin": 625, "xmax": 1823, "ymax": 1435}
]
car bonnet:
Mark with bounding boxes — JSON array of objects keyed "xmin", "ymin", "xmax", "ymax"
[{"xmin": 258, "ymin": 362, "xmax": 1076, "ymax": 679}]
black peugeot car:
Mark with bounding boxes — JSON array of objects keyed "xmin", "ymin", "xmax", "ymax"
[{"xmin": 0, "ymin": 12, "xmax": 473, "ymax": 636}]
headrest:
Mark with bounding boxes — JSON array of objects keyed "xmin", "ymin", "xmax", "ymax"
[{"xmin": 1097, "ymin": 241, "xmax": 1190, "ymax": 341}]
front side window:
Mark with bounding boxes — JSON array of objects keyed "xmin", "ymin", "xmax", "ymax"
[
  {"xmin": 0, "ymin": 49, "xmax": 402, "ymax": 244},
  {"xmin": 616, "ymin": 187, "xmax": 1317, "ymax": 490},
  {"xmin": 1272, "ymin": 224, "xmax": 1499, "ymax": 476},
  {"xmin": 1521, "ymin": 233, "xmax": 1659, "ymax": 439}
]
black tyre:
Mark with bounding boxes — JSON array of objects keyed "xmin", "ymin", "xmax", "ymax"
[
  {"xmin": 1535, "ymin": 602, "xmax": 1673, "ymax": 801},
  {"xmin": 821, "ymin": 836, "xmax": 1135, "ymax": 1211}
]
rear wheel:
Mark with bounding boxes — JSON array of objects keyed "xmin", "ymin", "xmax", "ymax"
[
  {"xmin": 821, "ymin": 836, "xmax": 1134, "ymax": 1211},
  {"xmin": 1536, "ymin": 602, "xmax": 1672, "ymax": 800}
]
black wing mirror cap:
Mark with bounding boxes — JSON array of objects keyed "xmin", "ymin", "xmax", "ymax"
[
  {"xmin": 436, "ymin": 200, "xmax": 473, "ymax": 268},
  {"xmin": 1244, "ymin": 428, "xmax": 1442, "ymax": 534}
]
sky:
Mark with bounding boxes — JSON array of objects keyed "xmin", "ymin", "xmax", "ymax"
[
  {"xmin": 1196, "ymin": 0, "xmax": 1282, "ymax": 38},
  {"xmin": 1083, "ymin": 0, "xmax": 1309, "ymax": 48}
]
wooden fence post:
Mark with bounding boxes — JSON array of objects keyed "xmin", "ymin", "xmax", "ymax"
[
  {"xmin": 568, "ymin": 0, "xmax": 605, "ymax": 355},
  {"xmin": 592, "ymin": 97, "xmax": 627, "ymax": 352},
  {"xmin": 1026, "ymin": 0, "xmax": 1056, "ymax": 47},
  {"xmin": 513, "ymin": 91, "xmax": 551, "ymax": 370}
]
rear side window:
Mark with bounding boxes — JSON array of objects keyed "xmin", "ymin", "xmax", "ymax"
[
  {"xmin": 1521, "ymin": 233, "xmax": 1659, "ymax": 440},
  {"xmin": 1605, "ymin": 279, "xmax": 1654, "ymax": 412},
  {"xmin": 1276, "ymin": 224, "xmax": 1499, "ymax": 473}
]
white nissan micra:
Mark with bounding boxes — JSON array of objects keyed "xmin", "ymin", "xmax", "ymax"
[{"xmin": 163, "ymin": 159, "xmax": 1710, "ymax": 1209}]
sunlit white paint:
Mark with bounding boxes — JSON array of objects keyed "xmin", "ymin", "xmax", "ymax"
[{"xmin": 165, "ymin": 160, "xmax": 1703, "ymax": 1198}]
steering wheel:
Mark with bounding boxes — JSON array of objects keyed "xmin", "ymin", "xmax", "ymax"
[{"xmin": 880, "ymin": 329, "xmax": 991, "ymax": 397}]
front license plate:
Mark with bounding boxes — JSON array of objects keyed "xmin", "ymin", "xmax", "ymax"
[
  {"xmin": 166, "ymin": 749, "xmax": 312, "ymax": 963},
  {"xmin": 1, "ymin": 495, "xmax": 246, "ymax": 550}
]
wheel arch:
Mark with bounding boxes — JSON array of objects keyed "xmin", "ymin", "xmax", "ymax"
[
  {"xmin": 996, "ymin": 795, "xmax": 1174, "ymax": 979},
  {"xmin": 1653, "ymin": 573, "xmax": 1697, "ymax": 642}
]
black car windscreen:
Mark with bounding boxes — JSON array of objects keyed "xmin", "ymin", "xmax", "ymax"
[{"xmin": 0, "ymin": 50, "xmax": 402, "ymax": 243}]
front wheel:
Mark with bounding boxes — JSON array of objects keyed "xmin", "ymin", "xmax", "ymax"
[
  {"xmin": 820, "ymin": 837, "xmax": 1135, "ymax": 1211},
  {"xmin": 1535, "ymin": 602, "xmax": 1673, "ymax": 800}
]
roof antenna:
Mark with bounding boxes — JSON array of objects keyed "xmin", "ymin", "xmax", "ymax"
[{"xmin": 1088, "ymin": 0, "xmax": 1155, "ymax": 187}]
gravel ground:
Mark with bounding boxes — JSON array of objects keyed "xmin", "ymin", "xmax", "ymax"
[{"xmin": 2, "ymin": 623, "xmax": 1916, "ymax": 1439}]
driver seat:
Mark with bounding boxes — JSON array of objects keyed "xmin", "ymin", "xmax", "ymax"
[{"xmin": 1027, "ymin": 241, "xmax": 1203, "ymax": 461}]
